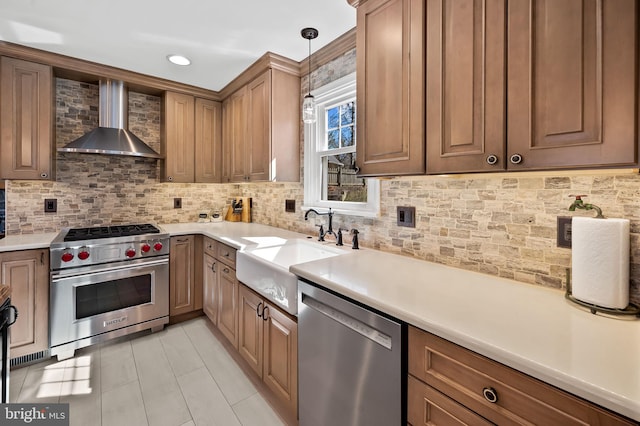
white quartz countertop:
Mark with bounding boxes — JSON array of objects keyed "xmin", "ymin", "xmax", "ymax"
[
  {"xmin": 3, "ymin": 223, "xmax": 638, "ymax": 420},
  {"xmin": 0, "ymin": 232, "xmax": 57, "ymax": 252},
  {"xmin": 290, "ymin": 249, "xmax": 640, "ymax": 422},
  {"xmin": 160, "ymin": 222, "xmax": 305, "ymax": 250}
]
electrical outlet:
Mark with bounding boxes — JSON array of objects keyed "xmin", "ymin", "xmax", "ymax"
[
  {"xmin": 44, "ymin": 198, "xmax": 57, "ymax": 213},
  {"xmin": 285, "ymin": 199, "xmax": 296, "ymax": 213},
  {"xmin": 174, "ymin": 198, "xmax": 182, "ymax": 209},
  {"xmin": 397, "ymin": 206, "xmax": 416, "ymax": 228},
  {"xmin": 557, "ymin": 216, "xmax": 572, "ymax": 248}
]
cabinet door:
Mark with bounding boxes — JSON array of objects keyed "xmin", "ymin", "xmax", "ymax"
[
  {"xmin": 203, "ymin": 252, "xmax": 218, "ymax": 325},
  {"xmin": 426, "ymin": 0, "xmax": 506, "ymax": 173},
  {"xmin": 0, "ymin": 249, "xmax": 48, "ymax": 359},
  {"xmin": 238, "ymin": 285, "xmax": 263, "ymax": 377},
  {"xmin": 263, "ymin": 302, "xmax": 298, "ymax": 417},
  {"xmin": 408, "ymin": 375, "xmax": 493, "ymax": 426},
  {"xmin": 217, "ymin": 263, "xmax": 238, "ymax": 348},
  {"xmin": 0, "ymin": 57, "xmax": 53, "ymax": 180},
  {"xmin": 226, "ymin": 87, "xmax": 248, "ymax": 182},
  {"xmin": 169, "ymin": 235, "xmax": 195, "ymax": 316},
  {"xmin": 194, "ymin": 98, "xmax": 222, "ymax": 183},
  {"xmin": 163, "ymin": 92, "xmax": 195, "ymax": 182},
  {"xmin": 355, "ymin": 0, "xmax": 425, "ymax": 176},
  {"xmin": 507, "ymin": 0, "xmax": 638, "ymax": 169},
  {"xmin": 246, "ymin": 70, "xmax": 271, "ymax": 182}
]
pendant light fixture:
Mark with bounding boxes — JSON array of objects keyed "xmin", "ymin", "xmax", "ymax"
[{"xmin": 301, "ymin": 27, "xmax": 319, "ymax": 123}]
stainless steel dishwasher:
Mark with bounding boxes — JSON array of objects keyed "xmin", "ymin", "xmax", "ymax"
[{"xmin": 298, "ymin": 279, "xmax": 405, "ymax": 425}]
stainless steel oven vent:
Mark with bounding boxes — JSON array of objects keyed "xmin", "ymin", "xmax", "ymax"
[{"xmin": 58, "ymin": 79, "xmax": 162, "ymax": 159}]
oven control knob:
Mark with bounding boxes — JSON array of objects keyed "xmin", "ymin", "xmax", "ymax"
[
  {"xmin": 153, "ymin": 242, "xmax": 163, "ymax": 251},
  {"xmin": 125, "ymin": 248, "xmax": 136, "ymax": 258},
  {"xmin": 141, "ymin": 243, "xmax": 151, "ymax": 253},
  {"xmin": 78, "ymin": 249, "xmax": 90, "ymax": 260},
  {"xmin": 61, "ymin": 252, "xmax": 74, "ymax": 262}
]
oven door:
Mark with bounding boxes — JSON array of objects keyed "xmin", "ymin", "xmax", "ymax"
[{"xmin": 50, "ymin": 256, "xmax": 169, "ymax": 350}]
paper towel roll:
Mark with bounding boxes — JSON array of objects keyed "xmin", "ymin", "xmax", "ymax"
[{"xmin": 571, "ymin": 217, "xmax": 630, "ymax": 309}]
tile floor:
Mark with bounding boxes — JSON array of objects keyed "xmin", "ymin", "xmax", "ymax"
[{"xmin": 9, "ymin": 317, "xmax": 287, "ymax": 426}]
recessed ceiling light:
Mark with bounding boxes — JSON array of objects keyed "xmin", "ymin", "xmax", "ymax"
[{"xmin": 167, "ymin": 54, "xmax": 191, "ymax": 66}]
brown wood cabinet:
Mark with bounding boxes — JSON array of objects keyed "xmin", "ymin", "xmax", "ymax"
[
  {"xmin": 426, "ymin": 0, "xmax": 638, "ymax": 173},
  {"xmin": 408, "ymin": 326, "xmax": 635, "ymax": 425},
  {"xmin": 221, "ymin": 68, "xmax": 300, "ymax": 182},
  {"xmin": 0, "ymin": 249, "xmax": 49, "ymax": 359},
  {"xmin": 354, "ymin": 0, "xmax": 425, "ymax": 177},
  {"xmin": 169, "ymin": 235, "xmax": 199, "ymax": 317},
  {"xmin": 162, "ymin": 92, "xmax": 221, "ymax": 183},
  {"xmin": 216, "ymin": 256, "xmax": 238, "ymax": 348},
  {"xmin": 0, "ymin": 56, "xmax": 54, "ymax": 180},
  {"xmin": 425, "ymin": 0, "xmax": 506, "ymax": 173},
  {"xmin": 202, "ymin": 239, "xmax": 218, "ymax": 325},
  {"xmin": 238, "ymin": 284, "xmax": 298, "ymax": 417},
  {"xmin": 194, "ymin": 98, "xmax": 222, "ymax": 182}
]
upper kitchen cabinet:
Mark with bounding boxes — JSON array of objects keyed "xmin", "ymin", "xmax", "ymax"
[
  {"xmin": 425, "ymin": 0, "xmax": 506, "ymax": 173},
  {"xmin": 0, "ymin": 56, "xmax": 54, "ymax": 180},
  {"xmin": 427, "ymin": 0, "xmax": 638, "ymax": 173},
  {"xmin": 354, "ymin": 0, "xmax": 425, "ymax": 177},
  {"xmin": 195, "ymin": 98, "xmax": 222, "ymax": 182},
  {"xmin": 162, "ymin": 91, "xmax": 221, "ymax": 183},
  {"xmin": 506, "ymin": 0, "xmax": 638, "ymax": 170},
  {"xmin": 221, "ymin": 64, "xmax": 300, "ymax": 183}
]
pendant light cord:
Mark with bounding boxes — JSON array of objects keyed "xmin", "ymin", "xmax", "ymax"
[{"xmin": 307, "ymin": 36, "xmax": 312, "ymax": 96}]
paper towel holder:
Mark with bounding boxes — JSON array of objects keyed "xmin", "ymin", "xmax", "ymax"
[
  {"xmin": 565, "ymin": 269, "xmax": 639, "ymax": 318},
  {"xmin": 568, "ymin": 195, "xmax": 604, "ymax": 218}
]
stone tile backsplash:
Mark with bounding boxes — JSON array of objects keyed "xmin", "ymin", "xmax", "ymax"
[{"xmin": 5, "ymin": 66, "xmax": 640, "ymax": 306}]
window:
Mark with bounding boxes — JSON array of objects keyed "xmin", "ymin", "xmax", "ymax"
[{"xmin": 304, "ymin": 73, "xmax": 379, "ymax": 216}]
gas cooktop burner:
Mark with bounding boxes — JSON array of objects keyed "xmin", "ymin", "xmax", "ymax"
[{"xmin": 64, "ymin": 223, "xmax": 161, "ymax": 242}]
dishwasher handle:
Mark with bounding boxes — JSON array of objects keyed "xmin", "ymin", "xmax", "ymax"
[{"xmin": 301, "ymin": 293, "xmax": 393, "ymax": 350}]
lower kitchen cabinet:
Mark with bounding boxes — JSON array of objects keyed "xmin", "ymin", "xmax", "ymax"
[
  {"xmin": 0, "ymin": 249, "xmax": 49, "ymax": 359},
  {"xmin": 216, "ymin": 260, "xmax": 238, "ymax": 348},
  {"xmin": 408, "ymin": 326, "xmax": 635, "ymax": 425},
  {"xmin": 169, "ymin": 235, "xmax": 203, "ymax": 318},
  {"xmin": 238, "ymin": 284, "xmax": 297, "ymax": 417},
  {"xmin": 202, "ymin": 251, "xmax": 218, "ymax": 325}
]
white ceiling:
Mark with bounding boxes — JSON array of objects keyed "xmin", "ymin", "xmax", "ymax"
[{"xmin": 0, "ymin": 0, "xmax": 356, "ymax": 91}]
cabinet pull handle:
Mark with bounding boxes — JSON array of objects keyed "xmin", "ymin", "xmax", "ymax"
[
  {"xmin": 223, "ymin": 252, "xmax": 230, "ymax": 257},
  {"xmin": 262, "ymin": 305, "xmax": 269, "ymax": 321},
  {"xmin": 509, "ymin": 153, "xmax": 523, "ymax": 164},
  {"xmin": 40, "ymin": 252, "xmax": 44, "ymax": 265},
  {"xmin": 211, "ymin": 262, "xmax": 216, "ymax": 273},
  {"xmin": 256, "ymin": 302, "xmax": 263, "ymax": 318},
  {"xmin": 176, "ymin": 238, "xmax": 188, "ymax": 242},
  {"xmin": 486, "ymin": 154, "xmax": 498, "ymax": 165},
  {"xmin": 40, "ymin": 172, "xmax": 49, "ymax": 179},
  {"xmin": 223, "ymin": 267, "xmax": 230, "ymax": 273},
  {"xmin": 482, "ymin": 387, "xmax": 498, "ymax": 403}
]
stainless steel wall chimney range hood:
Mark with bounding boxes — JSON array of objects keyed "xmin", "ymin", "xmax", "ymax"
[{"xmin": 58, "ymin": 80, "xmax": 162, "ymax": 159}]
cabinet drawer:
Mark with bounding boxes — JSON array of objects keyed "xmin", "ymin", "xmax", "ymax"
[
  {"xmin": 216, "ymin": 243, "xmax": 236, "ymax": 268},
  {"xmin": 408, "ymin": 326, "xmax": 634, "ymax": 426},
  {"xmin": 408, "ymin": 375, "xmax": 492, "ymax": 426},
  {"xmin": 203, "ymin": 237, "xmax": 217, "ymax": 257}
]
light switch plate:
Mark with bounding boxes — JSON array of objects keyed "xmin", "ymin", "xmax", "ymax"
[
  {"xmin": 557, "ymin": 216, "xmax": 572, "ymax": 248},
  {"xmin": 397, "ymin": 206, "xmax": 416, "ymax": 228}
]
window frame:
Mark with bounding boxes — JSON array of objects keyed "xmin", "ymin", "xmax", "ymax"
[{"xmin": 303, "ymin": 73, "xmax": 379, "ymax": 217}]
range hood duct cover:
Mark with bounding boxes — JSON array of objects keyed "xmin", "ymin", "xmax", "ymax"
[{"xmin": 58, "ymin": 80, "xmax": 162, "ymax": 159}]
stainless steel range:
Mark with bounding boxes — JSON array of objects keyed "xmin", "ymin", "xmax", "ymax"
[{"xmin": 49, "ymin": 224, "xmax": 169, "ymax": 360}]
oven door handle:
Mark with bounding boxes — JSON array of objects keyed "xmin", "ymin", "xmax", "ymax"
[{"xmin": 51, "ymin": 256, "xmax": 169, "ymax": 280}]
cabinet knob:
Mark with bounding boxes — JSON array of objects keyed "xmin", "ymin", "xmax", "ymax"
[
  {"xmin": 40, "ymin": 172, "xmax": 49, "ymax": 179},
  {"xmin": 482, "ymin": 387, "xmax": 498, "ymax": 403},
  {"xmin": 509, "ymin": 153, "xmax": 523, "ymax": 164},
  {"xmin": 486, "ymin": 155, "xmax": 498, "ymax": 165},
  {"xmin": 167, "ymin": 176, "xmax": 174, "ymax": 182}
]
